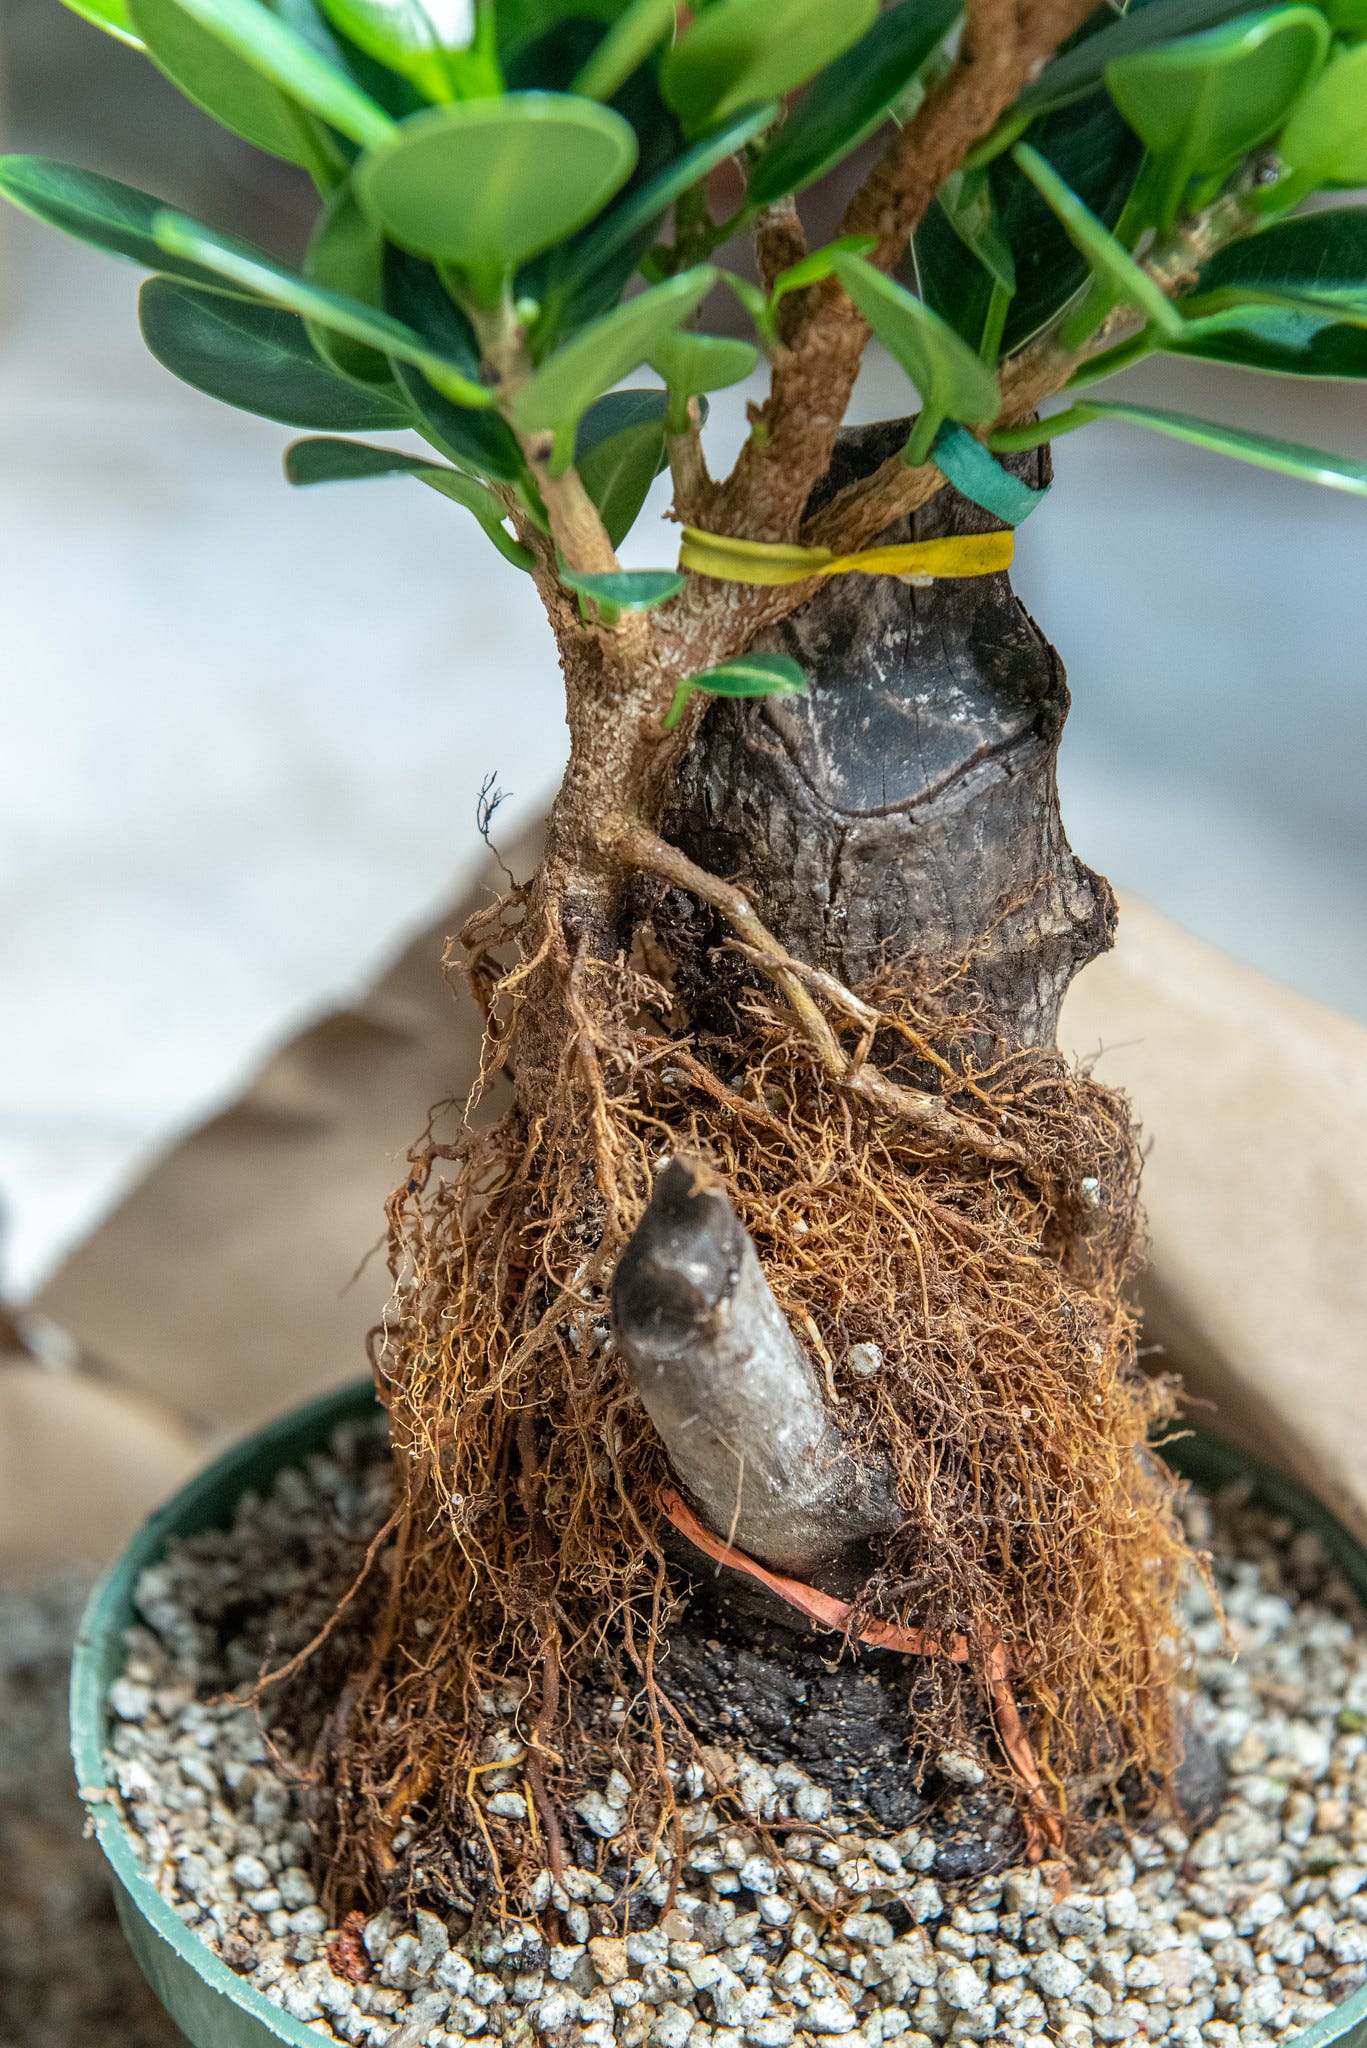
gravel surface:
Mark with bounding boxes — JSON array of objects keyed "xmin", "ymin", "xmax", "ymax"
[
  {"xmin": 103, "ymin": 1423, "xmax": 1367, "ymax": 2048},
  {"xmin": 0, "ymin": 1570, "xmax": 186, "ymax": 2048}
]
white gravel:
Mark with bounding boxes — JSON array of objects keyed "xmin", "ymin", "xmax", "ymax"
[{"xmin": 102, "ymin": 1423, "xmax": 1367, "ymax": 2048}]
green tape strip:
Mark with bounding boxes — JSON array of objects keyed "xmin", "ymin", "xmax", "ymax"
[{"xmin": 933, "ymin": 422, "xmax": 1049, "ymax": 526}]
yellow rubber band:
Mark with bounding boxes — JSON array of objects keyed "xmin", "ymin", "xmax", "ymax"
[{"xmin": 678, "ymin": 526, "xmax": 1014, "ymax": 586}]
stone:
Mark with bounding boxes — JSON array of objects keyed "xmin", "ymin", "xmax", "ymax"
[{"xmin": 1029, "ymin": 1953, "xmax": 1084, "ymax": 2001}]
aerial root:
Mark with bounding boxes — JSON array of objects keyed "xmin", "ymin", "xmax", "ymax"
[{"xmin": 303, "ymin": 878, "xmax": 1192, "ymax": 1923}]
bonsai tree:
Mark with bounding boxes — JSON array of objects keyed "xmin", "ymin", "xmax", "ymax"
[{"xmin": 11, "ymin": 0, "xmax": 1367, "ymax": 1912}]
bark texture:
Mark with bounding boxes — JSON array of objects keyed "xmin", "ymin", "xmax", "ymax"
[{"xmin": 664, "ymin": 422, "xmax": 1115, "ymax": 1049}]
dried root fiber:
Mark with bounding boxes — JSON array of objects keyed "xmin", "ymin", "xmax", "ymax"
[{"xmin": 309, "ymin": 888, "xmax": 1195, "ymax": 1923}]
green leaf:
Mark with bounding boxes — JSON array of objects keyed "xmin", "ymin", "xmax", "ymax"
[
  {"xmin": 662, "ymin": 651, "xmax": 807, "ymax": 731},
  {"xmin": 571, "ymin": 0, "xmax": 676, "ymax": 102},
  {"xmin": 496, "ymin": 0, "xmax": 622, "ymax": 64},
  {"xmin": 304, "ymin": 182, "xmax": 395, "ymax": 387},
  {"xmin": 1014, "ymin": 0, "xmax": 1282, "ymax": 121},
  {"xmin": 1322, "ymin": 0, "xmax": 1367, "ymax": 30},
  {"xmin": 1012, "ymin": 141, "xmax": 1182, "ymax": 337},
  {"xmin": 574, "ymin": 387, "xmax": 671, "ymax": 545},
  {"xmin": 128, "ymin": 0, "xmax": 316, "ymax": 162},
  {"xmin": 1167, "ymin": 301, "xmax": 1367, "ymax": 375},
  {"xmin": 509, "ymin": 265, "xmax": 715, "ymax": 451},
  {"xmin": 997, "ymin": 396, "xmax": 1367, "ymax": 496},
  {"xmin": 928, "ymin": 171, "xmax": 1015, "ymax": 357},
  {"xmin": 284, "ymin": 435, "xmax": 535, "ymax": 565},
  {"xmin": 1274, "ymin": 45, "xmax": 1367, "ymax": 204},
  {"xmin": 661, "ymin": 0, "xmax": 878, "ymax": 134},
  {"xmin": 138, "ymin": 277, "xmax": 414, "ymax": 427},
  {"xmin": 129, "ymin": 0, "xmax": 395, "ymax": 153},
  {"xmin": 918, "ymin": 93, "xmax": 1144, "ymax": 355},
  {"xmin": 649, "ymin": 330, "xmax": 758, "ymax": 395},
  {"xmin": 382, "ymin": 249, "xmax": 527, "ymax": 479},
  {"xmin": 1181, "ymin": 208, "xmax": 1367, "ymax": 326},
  {"xmin": 559, "ymin": 565, "xmax": 684, "ymax": 608},
  {"xmin": 356, "ymin": 94, "xmax": 638, "ymax": 286},
  {"xmin": 152, "ymin": 210, "xmax": 496, "ymax": 407},
  {"xmin": 769, "ymin": 233, "xmax": 879, "ymax": 304},
  {"xmin": 0, "ymin": 155, "xmax": 241, "ymax": 290},
  {"xmin": 553, "ymin": 102, "xmax": 776, "ymax": 305},
  {"xmin": 746, "ymin": 0, "xmax": 960, "ymax": 207},
  {"xmin": 935, "ymin": 168, "xmax": 1015, "ymax": 295},
  {"xmin": 55, "ymin": 0, "xmax": 144, "ymax": 48},
  {"xmin": 1106, "ymin": 7, "xmax": 1330, "ymax": 232},
  {"xmin": 313, "ymin": 0, "xmax": 476, "ymax": 100},
  {"xmin": 831, "ymin": 250, "xmax": 1000, "ymax": 460}
]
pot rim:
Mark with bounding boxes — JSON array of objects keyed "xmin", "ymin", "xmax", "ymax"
[{"xmin": 70, "ymin": 1381, "xmax": 1367, "ymax": 2048}]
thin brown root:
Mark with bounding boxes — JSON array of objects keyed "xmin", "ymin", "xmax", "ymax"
[{"xmin": 613, "ymin": 820, "xmax": 1035, "ymax": 1176}]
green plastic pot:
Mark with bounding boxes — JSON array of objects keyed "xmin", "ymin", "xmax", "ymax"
[{"xmin": 72, "ymin": 1381, "xmax": 1367, "ymax": 2048}]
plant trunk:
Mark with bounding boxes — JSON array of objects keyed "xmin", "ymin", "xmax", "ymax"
[
  {"xmin": 333, "ymin": 424, "xmax": 1189, "ymax": 1915},
  {"xmin": 660, "ymin": 423, "xmax": 1113, "ymax": 1046}
]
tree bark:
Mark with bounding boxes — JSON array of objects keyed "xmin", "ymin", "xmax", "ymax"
[{"xmin": 662, "ymin": 422, "xmax": 1114, "ymax": 1049}]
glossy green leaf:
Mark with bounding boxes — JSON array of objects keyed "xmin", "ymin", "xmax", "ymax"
[
  {"xmin": 130, "ymin": 0, "xmax": 394, "ymax": 153},
  {"xmin": 574, "ymin": 387, "xmax": 671, "ymax": 545},
  {"xmin": 1012, "ymin": 141, "xmax": 1182, "ymax": 337},
  {"xmin": 284, "ymin": 436, "xmax": 534, "ymax": 564},
  {"xmin": 152, "ymin": 211, "xmax": 496, "ymax": 407},
  {"xmin": 935, "ymin": 168, "xmax": 1015, "ymax": 295},
  {"xmin": 769, "ymin": 234, "xmax": 878, "ymax": 305},
  {"xmin": 1106, "ymin": 7, "xmax": 1329, "ymax": 231},
  {"xmin": 313, "ymin": 0, "xmax": 476, "ymax": 99},
  {"xmin": 1166, "ymin": 301, "xmax": 1367, "ymax": 376},
  {"xmin": 746, "ymin": 0, "xmax": 960, "ymax": 207},
  {"xmin": 559, "ymin": 566, "xmax": 684, "ymax": 608},
  {"xmin": 382, "ymin": 249, "xmax": 527, "ymax": 479},
  {"xmin": 1321, "ymin": 0, "xmax": 1367, "ymax": 31},
  {"xmin": 356, "ymin": 94, "xmax": 636, "ymax": 282},
  {"xmin": 994, "ymin": 396, "xmax": 1367, "ymax": 497},
  {"xmin": 661, "ymin": 0, "xmax": 878, "ymax": 134},
  {"xmin": 510, "ymin": 266, "xmax": 715, "ymax": 449},
  {"xmin": 0, "ymin": 155, "xmax": 242, "ymax": 290},
  {"xmin": 55, "ymin": 0, "xmax": 143, "ymax": 48},
  {"xmin": 649, "ymin": 331, "xmax": 757, "ymax": 395},
  {"xmin": 571, "ymin": 0, "xmax": 676, "ymax": 101},
  {"xmin": 929, "ymin": 174, "xmax": 1015, "ymax": 360},
  {"xmin": 662, "ymin": 652, "xmax": 807, "ymax": 731},
  {"xmin": 1181, "ymin": 208, "xmax": 1367, "ymax": 327},
  {"xmin": 553, "ymin": 102, "xmax": 775, "ymax": 306},
  {"xmin": 1013, "ymin": 0, "xmax": 1278, "ymax": 121},
  {"xmin": 919, "ymin": 93, "xmax": 1144, "ymax": 355},
  {"xmin": 139, "ymin": 277, "xmax": 414, "ymax": 427},
  {"xmin": 128, "ymin": 0, "xmax": 315, "ymax": 162},
  {"xmin": 832, "ymin": 250, "xmax": 999, "ymax": 459},
  {"xmin": 304, "ymin": 183, "xmax": 394, "ymax": 387},
  {"xmin": 915, "ymin": 197, "xmax": 998, "ymax": 355},
  {"xmin": 495, "ymin": 0, "xmax": 621, "ymax": 64},
  {"xmin": 1275, "ymin": 46, "xmax": 1367, "ymax": 203}
]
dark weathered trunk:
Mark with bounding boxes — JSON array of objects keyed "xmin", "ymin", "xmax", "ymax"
[
  {"xmin": 663, "ymin": 422, "xmax": 1114, "ymax": 1048},
  {"xmin": 621, "ymin": 424, "xmax": 1118, "ymax": 1581}
]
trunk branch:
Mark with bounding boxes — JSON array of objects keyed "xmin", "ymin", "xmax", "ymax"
[{"xmin": 612, "ymin": 1157, "xmax": 899, "ymax": 1581}]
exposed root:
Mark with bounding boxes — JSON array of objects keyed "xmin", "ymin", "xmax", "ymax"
[
  {"xmin": 312, "ymin": 879, "xmax": 1192, "ymax": 1924},
  {"xmin": 616, "ymin": 822, "xmax": 1034, "ymax": 1177}
]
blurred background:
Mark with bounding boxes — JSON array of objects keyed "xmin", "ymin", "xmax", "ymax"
[{"xmin": 1, "ymin": 7, "xmax": 1365, "ymax": 2040}]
